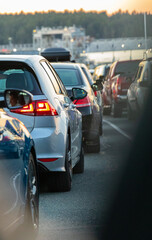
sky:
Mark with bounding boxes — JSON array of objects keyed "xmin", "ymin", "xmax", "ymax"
[{"xmin": 0, "ymin": 0, "xmax": 152, "ymax": 14}]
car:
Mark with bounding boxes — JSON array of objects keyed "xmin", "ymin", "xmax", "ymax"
[
  {"xmin": 93, "ymin": 64, "xmax": 110, "ymax": 83},
  {"xmin": 0, "ymin": 89, "xmax": 39, "ymax": 240},
  {"xmin": 79, "ymin": 63, "xmax": 103, "ymax": 135},
  {"xmin": 51, "ymin": 62, "xmax": 101, "ymax": 153},
  {"xmin": 0, "ymin": 54, "xmax": 84, "ymax": 192},
  {"xmin": 127, "ymin": 57, "xmax": 152, "ymax": 120},
  {"xmin": 102, "ymin": 59, "xmax": 141, "ymax": 117}
]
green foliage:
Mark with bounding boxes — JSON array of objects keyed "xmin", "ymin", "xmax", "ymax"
[{"xmin": 0, "ymin": 10, "xmax": 151, "ymax": 44}]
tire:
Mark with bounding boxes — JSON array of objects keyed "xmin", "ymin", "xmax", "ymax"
[
  {"xmin": 48, "ymin": 136, "xmax": 72, "ymax": 192},
  {"xmin": 73, "ymin": 142, "xmax": 84, "ymax": 174},
  {"xmin": 23, "ymin": 152, "xmax": 39, "ymax": 239},
  {"xmin": 99, "ymin": 121, "xmax": 103, "ymax": 136},
  {"xmin": 111, "ymin": 100, "xmax": 122, "ymax": 118},
  {"xmin": 84, "ymin": 134, "xmax": 100, "ymax": 153},
  {"xmin": 103, "ymin": 106, "xmax": 111, "ymax": 115},
  {"xmin": 99, "ymin": 112, "xmax": 103, "ymax": 136}
]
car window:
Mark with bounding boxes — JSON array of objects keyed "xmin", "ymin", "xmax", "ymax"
[
  {"xmin": 49, "ymin": 63, "xmax": 68, "ymax": 96},
  {"xmin": 81, "ymin": 66, "xmax": 93, "ymax": 85},
  {"xmin": 115, "ymin": 61, "xmax": 140, "ymax": 76},
  {"xmin": 0, "ymin": 61, "xmax": 42, "ymax": 96},
  {"xmin": 54, "ymin": 68, "xmax": 82, "ymax": 86},
  {"xmin": 135, "ymin": 66, "xmax": 143, "ymax": 81},
  {"xmin": 41, "ymin": 61, "xmax": 63, "ymax": 95}
]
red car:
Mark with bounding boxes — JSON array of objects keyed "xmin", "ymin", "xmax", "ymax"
[{"xmin": 102, "ymin": 59, "xmax": 141, "ymax": 117}]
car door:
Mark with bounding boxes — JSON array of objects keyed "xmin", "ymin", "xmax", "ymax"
[
  {"xmin": 136, "ymin": 63, "xmax": 151, "ymax": 110},
  {"xmin": 129, "ymin": 65, "xmax": 144, "ymax": 112},
  {"xmin": 0, "ymin": 111, "xmax": 25, "ymax": 233}
]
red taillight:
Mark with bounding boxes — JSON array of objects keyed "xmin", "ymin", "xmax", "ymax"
[
  {"xmin": 94, "ymin": 91, "xmax": 97, "ymax": 97},
  {"xmin": 116, "ymin": 78, "xmax": 121, "ymax": 92},
  {"xmin": 10, "ymin": 100, "xmax": 58, "ymax": 116},
  {"xmin": 73, "ymin": 96, "xmax": 91, "ymax": 108},
  {"xmin": 38, "ymin": 158, "xmax": 58, "ymax": 162},
  {"xmin": 35, "ymin": 101, "xmax": 58, "ymax": 116}
]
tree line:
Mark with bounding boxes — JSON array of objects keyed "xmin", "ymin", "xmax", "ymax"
[{"xmin": 0, "ymin": 9, "xmax": 151, "ymax": 45}]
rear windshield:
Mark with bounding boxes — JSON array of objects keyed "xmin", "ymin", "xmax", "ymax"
[
  {"xmin": 115, "ymin": 61, "xmax": 141, "ymax": 76},
  {"xmin": 54, "ymin": 68, "xmax": 82, "ymax": 86},
  {"xmin": 0, "ymin": 61, "xmax": 42, "ymax": 96}
]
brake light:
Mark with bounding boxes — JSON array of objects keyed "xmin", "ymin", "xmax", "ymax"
[
  {"xmin": 10, "ymin": 100, "xmax": 58, "ymax": 116},
  {"xmin": 94, "ymin": 91, "xmax": 97, "ymax": 97},
  {"xmin": 73, "ymin": 96, "xmax": 91, "ymax": 108},
  {"xmin": 116, "ymin": 78, "xmax": 122, "ymax": 93},
  {"xmin": 38, "ymin": 158, "xmax": 58, "ymax": 162}
]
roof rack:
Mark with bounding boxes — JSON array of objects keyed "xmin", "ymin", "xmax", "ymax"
[{"xmin": 41, "ymin": 47, "xmax": 71, "ymax": 62}]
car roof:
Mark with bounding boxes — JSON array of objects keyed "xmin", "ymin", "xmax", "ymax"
[
  {"xmin": 51, "ymin": 62, "xmax": 81, "ymax": 69},
  {"xmin": 0, "ymin": 54, "xmax": 45, "ymax": 65}
]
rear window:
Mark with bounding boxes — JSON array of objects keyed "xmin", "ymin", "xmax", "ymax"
[
  {"xmin": 54, "ymin": 68, "xmax": 82, "ymax": 86},
  {"xmin": 0, "ymin": 61, "xmax": 42, "ymax": 96},
  {"xmin": 115, "ymin": 61, "xmax": 140, "ymax": 76}
]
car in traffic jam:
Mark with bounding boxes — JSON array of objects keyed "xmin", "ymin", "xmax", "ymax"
[
  {"xmin": 0, "ymin": 89, "xmax": 39, "ymax": 240},
  {"xmin": 0, "ymin": 55, "xmax": 85, "ymax": 192}
]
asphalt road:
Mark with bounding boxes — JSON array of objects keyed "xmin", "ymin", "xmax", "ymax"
[{"xmin": 37, "ymin": 114, "xmax": 137, "ymax": 240}]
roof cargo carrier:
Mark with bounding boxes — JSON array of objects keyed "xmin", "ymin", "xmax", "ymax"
[{"xmin": 41, "ymin": 48, "xmax": 71, "ymax": 62}]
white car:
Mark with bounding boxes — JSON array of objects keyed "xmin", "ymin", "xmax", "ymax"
[{"xmin": 0, "ymin": 55, "xmax": 84, "ymax": 191}]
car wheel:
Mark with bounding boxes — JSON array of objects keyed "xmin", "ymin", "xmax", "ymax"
[
  {"xmin": 24, "ymin": 152, "xmax": 39, "ymax": 239},
  {"xmin": 73, "ymin": 141, "xmax": 84, "ymax": 174},
  {"xmin": 49, "ymin": 136, "xmax": 72, "ymax": 192},
  {"xmin": 84, "ymin": 134, "xmax": 100, "ymax": 153},
  {"xmin": 103, "ymin": 106, "xmax": 111, "ymax": 115},
  {"xmin": 111, "ymin": 100, "xmax": 122, "ymax": 117}
]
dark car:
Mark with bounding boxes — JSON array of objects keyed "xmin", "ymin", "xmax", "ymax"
[
  {"xmin": 78, "ymin": 63, "xmax": 103, "ymax": 135},
  {"xmin": 52, "ymin": 62, "xmax": 101, "ymax": 153},
  {"xmin": 0, "ymin": 89, "xmax": 39, "ymax": 240},
  {"xmin": 127, "ymin": 57, "xmax": 152, "ymax": 119}
]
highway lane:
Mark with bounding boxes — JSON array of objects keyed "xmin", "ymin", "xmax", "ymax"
[{"xmin": 37, "ymin": 115, "xmax": 136, "ymax": 240}]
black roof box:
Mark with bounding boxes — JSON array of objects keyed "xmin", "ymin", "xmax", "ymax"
[{"xmin": 41, "ymin": 47, "xmax": 71, "ymax": 62}]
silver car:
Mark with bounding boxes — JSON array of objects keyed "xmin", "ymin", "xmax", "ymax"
[{"xmin": 0, "ymin": 55, "xmax": 84, "ymax": 192}]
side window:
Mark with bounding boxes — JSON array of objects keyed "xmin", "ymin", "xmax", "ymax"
[
  {"xmin": 135, "ymin": 66, "xmax": 143, "ymax": 82},
  {"xmin": 41, "ymin": 61, "xmax": 62, "ymax": 95},
  {"xmin": 47, "ymin": 63, "xmax": 68, "ymax": 96},
  {"xmin": 143, "ymin": 69, "xmax": 149, "ymax": 81}
]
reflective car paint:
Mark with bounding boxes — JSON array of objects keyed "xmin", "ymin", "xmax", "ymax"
[{"xmin": 0, "ymin": 108, "xmax": 37, "ymax": 238}]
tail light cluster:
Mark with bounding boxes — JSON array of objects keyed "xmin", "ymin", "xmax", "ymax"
[
  {"xmin": 73, "ymin": 95, "xmax": 91, "ymax": 108},
  {"xmin": 94, "ymin": 91, "xmax": 98, "ymax": 97},
  {"xmin": 116, "ymin": 77, "xmax": 122, "ymax": 93},
  {"xmin": 10, "ymin": 100, "xmax": 58, "ymax": 116}
]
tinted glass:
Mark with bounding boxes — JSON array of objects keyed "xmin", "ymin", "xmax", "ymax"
[
  {"xmin": 54, "ymin": 68, "xmax": 82, "ymax": 86},
  {"xmin": 115, "ymin": 61, "xmax": 140, "ymax": 76},
  {"xmin": 81, "ymin": 66, "xmax": 93, "ymax": 85},
  {"xmin": 0, "ymin": 61, "xmax": 42, "ymax": 96}
]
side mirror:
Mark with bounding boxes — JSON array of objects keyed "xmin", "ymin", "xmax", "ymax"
[
  {"xmin": 71, "ymin": 88, "xmax": 87, "ymax": 100},
  {"xmin": 4, "ymin": 89, "xmax": 33, "ymax": 109},
  {"xmin": 97, "ymin": 75, "xmax": 104, "ymax": 83},
  {"xmin": 91, "ymin": 84, "xmax": 98, "ymax": 92},
  {"xmin": 94, "ymin": 81, "xmax": 103, "ymax": 91}
]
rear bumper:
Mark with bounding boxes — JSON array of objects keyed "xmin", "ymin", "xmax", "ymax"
[{"xmin": 31, "ymin": 127, "xmax": 66, "ymax": 172}]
